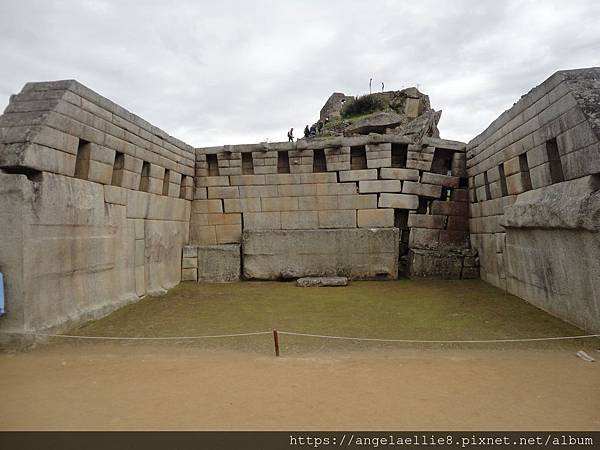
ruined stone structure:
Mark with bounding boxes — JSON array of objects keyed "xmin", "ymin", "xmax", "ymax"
[
  {"xmin": 0, "ymin": 81, "xmax": 193, "ymax": 336},
  {"xmin": 186, "ymin": 133, "xmax": 474, "ymax": 282},
  {"xmin": 0, "ymin": 68, "xmax": 598, "ymax": 341},
  {"xmin": 467, "ymin": 68, "xmax": 600, "ymax": 333}
]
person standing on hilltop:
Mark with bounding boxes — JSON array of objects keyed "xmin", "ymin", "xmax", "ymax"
[
  {"xmin": 304, "ymin": 125, "xmax": 310, "ymax": 138},
  {"xmin": 287, "ymin": 128, "xmax": 294, "ymax": 142}
]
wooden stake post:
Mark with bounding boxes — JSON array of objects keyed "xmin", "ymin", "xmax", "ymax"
[{"xmin": 273, "ymin": 329, "xmax": 280, "ymax": 357}]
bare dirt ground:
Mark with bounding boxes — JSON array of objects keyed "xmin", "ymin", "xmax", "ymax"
[
  {"xmin": 1, "ymin": 280, "xmax": 599, "ymax": 430},
  {"xmin": 1, "ymin": 344, "xmax": 599, "ymax": 430}
]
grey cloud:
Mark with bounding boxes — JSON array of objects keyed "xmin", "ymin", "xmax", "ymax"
[{"xmin": 1, "ymin": 0, "xmax": 599, "ymax": 146}]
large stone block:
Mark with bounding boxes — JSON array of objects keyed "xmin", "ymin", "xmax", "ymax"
[
  {"xmin": 196, "ymin": 176, "xmax": 230, "ymax": 187},
  {"xmin": 0, "ymin": 172, "xmax": 147, "ymax": 333},
  {"xmin": 229, "ymin": 175, "xmax": 266, "ymax": 186},
  {"xmin": 402, "ymin": 181, "xmax": 442, "ymax": 198},
  {"xmin": 506, "ymin": 173, "xmax": 532, "ymax": 195},
  {"xmin": 407, "ymin": 213, "xmax": 446, "ymax": 229},
  {"xmin": 261, "ymin": 196, "xmax": 299, "ymax": 212},
  {"xmin": 181, "ymin": 268, "xmax": 198, "ymax": 281},
  {"xmin": 378, "ymin": 193, "xmax": 419, "ymax": 209},
  {"xmin": 502, "ymin": 175, "xmax": 600, "ymax": 231},
  {"xmin": 242, "ymin": 228, "xmax": 399, "ymax": 280},
  {"xmin": 505, "ymin": 228, "xmax": 600, "ymax": 333},
  {"xmin": 409, "ymin": 228, "xmax": 440, "ymax": 250},
  {"xmin": 324, "ymin": 147, "xmax": 351, "ymax": 171},
  {"xmin": 193, "ymin": 187, "xmax": 208, "ymax": 200},
  {"xmin": 337, "ymin": 194, "xmax": 378, "ymax": 209},
  {"xmin": 439, "ymin": 230, "xmax": 470, "ymax": 249},
  {"xmin": 143, "ymin": 219, "xmax": 189, "ymax": 295},
  {"xmin": 421, "ymin": 172, "xmax": 460, "ymax": 188},
  {"xmin": 190, "ymin": 224, "xmax": 217, "ymax": 244},
  {"xmin": 192, "ymin": 199, "xmax": 223, "ymax": 214},
  {"xmin": 223, "ymin": 197, "xmax": 262, "ymax": 213},
  {"xmin": 206, "ymin": 213, "xmax": 242, "ymax": 226},
  {"xmin": 104, "ymin": 185, "xmax": 127, "ymax": 205},
  {"xmin": 408, "ymin": 250, "xmax": 463, "ymax": 279},
  {"xmin": 297, "ymin": 195, "xmax": 338, "ymax": 211},
  {"xmin": 239, "ymin": 185, "xmax": 278, "ymax": 198},
  {"xmin": 379, "ymin": 167, "xmax": 420, "ymax": 181},
  {"xmin": 318, "ymin": 210, "xmax": 356, "ymax": 228},
  {"xmin": 447, "ymin": 215, "xmax": 469, "ymax": 231},
  {"xmin": 243, "ymin": 211, "xmax": 281, "ymax": 230},
  {"xmin": 280, "ymin": 211, "xmax": 319, "ymax": 229},
  {"xmin": 357, "ymin": 209, "xmax": 394, "ymax": 228},
  {"xmin": 140, "ymin": 174, "xmax": 163, "ymax": 195},
  {"xmin": 208, "ymin": 186, "xmax": 240, "ymax": 199},
  {"xmin": 276, "ymin": 183, "xmax": 317, "ymax": 197},
  {"xmin": 2, "ymin": 143, "xmax": 77, "ymax": 177},
  {"xmin": 197, "ymin": 244, "xmax": 241, "ymax": 282},
  {"xmin": 216, "ymin": 223, "xmax": 242, "ymax": 244},
  {"xmin": 315, "ymin": 183, "xmax": 357, "ymax": 196},
  {"xmin": 112, "ymin": 168, "xmax": 141, "ymax": 190},
  {"xmin": 358, "ymin": 180, "xmax": 402, "ymax": 193},
  {"xmin": 338, "ymin": 169, "xmax": 378, "ymax": 182},
  {"xmin": 182, "ymin": 245, "xmax": 198, "ymax": 258}
]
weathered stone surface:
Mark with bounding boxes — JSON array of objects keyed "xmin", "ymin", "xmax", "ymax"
[
  {"xmin": 379, "ymin": 167, "xmax": 420, "ymax": 181},
  {"xmin": 345, "ymin": 111, "xmax": 404, "ymax": 135},
  {"xmin": 181, "ymin": 268, "xmax": 198, "ymax": 281},
  {"xmin": 0, "ymin": 82, "xmax": 195, "ymax": 340},
  {"xmin": 505, "ymin": 228, "xmax": 600, "ymax": 333},
  {"xmin": 338, "ymin": 169, "xmax": 378, "ymax": 182},
  {"xmin": 402, "ymin": 180, "xmax": 442, "ymax": 198},
  {"xmin": 408, "ymin": 250, "xmax": 463, "ymax": 279},
  {"xmin": 378, "ymin": 193, "xmax": 419, "ymax": 209},
  {"xmin": 357, "ymin": 209, "xmax": 394, "ymax": 228},
  {"xmin": 143, "ymin": 218, "xmax": 189, "ymax": 295},
  {"xmin": 197, "ymin": 244, "xmax": 241, "ymax": 282},
  {"xmin": 182, "ymin": 245, "xmax": 198, "ymax": 258},
  {"xmin": 408, "ymin": 213, "xmax": 447, "ymax": 229},
  {"xmin": 421, "ymin": 172, "xmax": 460, "ymax": 188},
  {"xmin": 242, "ymin": 228, "xmax": 399, "ymax": 280},
  {"xmin": 430, "ymin": 200, "xmax": 468, "ymax": 216},
  {"xmin": 409, "ymin": 228, "xmax": 440, "ymax": 250},
  {"xmin": 359, "ymin": 180, "xmax": 402, "ymax": 193},
  {"xmin": 281, "ymin": 211, "xmax": 319, "ymax": 229},
  {"xmin": 296, "ymin": 277, "xmax": 348, "ymax": 287},
  {"xmin": 9, "ymin": 72, "xmax": 600, "ymax": 343},
  {"xmin": 467, "ymin": 68, "xmax": 600, "ymax": 332},
  {"xmin": 318, "ymin": 210, "xmax": 356, "ymax": 228},
  {"xmin": 502, "ymin": 175, "xmax": 600, "ymax": 231},
  {"xmin": 0, "ymin": 172, "xmax": 142, "ymax": 332}
]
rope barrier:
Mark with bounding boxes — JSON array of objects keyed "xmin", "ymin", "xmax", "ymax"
[
  {"xmin": 9, "ymin": 331, "xmax": 272, "ymax": 340},
  {"xmin": 277, "ymin": 331, "xmax": 600, "ymax": 344},
  {"xmin": 7, "ymin": 330, "xmax": 600, "ymax": 343}
]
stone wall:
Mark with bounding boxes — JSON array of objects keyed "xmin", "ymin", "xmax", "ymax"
[
  {"xmin": 8, "ymin": 70, "xmax": 597, "ymax": 336},
  {"xmin": 467, "ymin": 68, "xmax": 600, "ymax": 332},
  {"xmin": 0, "ymin": 80, "xmax": 192, "ymax": 335},
  {"xmin": 192, "ymin": 134, "xmax": 475, "ymax": 280}
]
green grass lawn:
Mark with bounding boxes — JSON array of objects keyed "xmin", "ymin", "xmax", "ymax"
[{"xmin": 68, "ymin": 279, "xmax": 600, "ymax": 354}]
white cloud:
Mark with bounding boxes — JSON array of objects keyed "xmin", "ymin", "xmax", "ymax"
[{"xmin": 1, "ymin": 0, "xmax": 599, "ymax": 147}]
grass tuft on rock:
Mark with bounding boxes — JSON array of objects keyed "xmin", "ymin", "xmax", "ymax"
[{"xmin": 341, "ymin": 94, "xmax": 389, "ymax": 118}]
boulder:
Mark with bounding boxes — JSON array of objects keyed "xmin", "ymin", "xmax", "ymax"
[
  {"xmin": 345, "ymin": 111, "xmax": 404, "ymax": 135},
  {"xmin": 296, "ymin": 277, "xmax": 348, "ymax": 287}
]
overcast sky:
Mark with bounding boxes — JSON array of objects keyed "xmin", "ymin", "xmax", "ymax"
[{"xmin": 1, "ymin": 0, "xmax": 599, "ymax": 147}]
